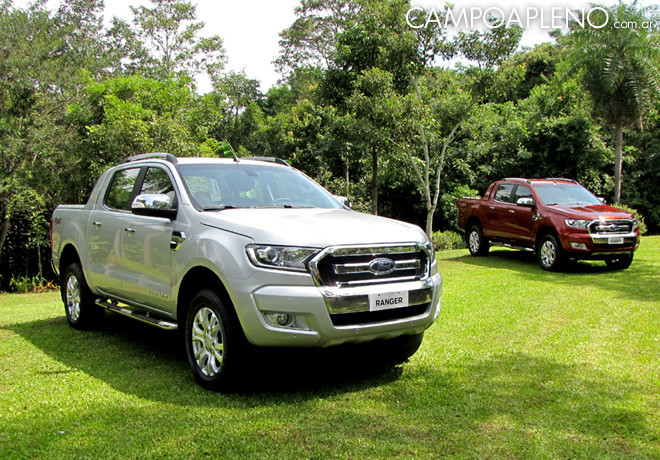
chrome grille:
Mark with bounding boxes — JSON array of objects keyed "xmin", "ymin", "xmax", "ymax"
[
  {"xmin": 310, "ymin": 244, "xmax": 430, "ymax": 287},
  {"xmin": 588, "ymin": 219, "xmax": 634, "ymax": 234}
]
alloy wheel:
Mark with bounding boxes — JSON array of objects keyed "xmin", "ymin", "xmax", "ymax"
[
  {"xmin": 66, "ymin": 275, "xmax": 82, "ymax": 322},
  {"xmin": 191, "ymin": 307, "xmax": 224, "ymax": 377}
]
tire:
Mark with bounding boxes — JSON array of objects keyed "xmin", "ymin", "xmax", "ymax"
[
  {"xmin": 467, "ymin": 224, "xmax": 489, "ymax": 256},
  {"xmin": 184, "ymin": 289, "xmax": 245, "ymax": 391},
  {"xmin": 536, "ymin": 234, "xmax": 564, "ymax": 271},
  {"xmin": 605, "ymin": 254, "xmax": 633, "ymax": 270},
  {"xmin": 62, "ymin": 263, "xmax": 103, "ymax": 329}
]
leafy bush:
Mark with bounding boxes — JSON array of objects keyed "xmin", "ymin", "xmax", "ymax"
[
  {"xmin": 616, "ymin": 204, "xmax": 647, "ymax": 235},
  {"xmin": 9, "ymin": 275, "xmax": 57, "ymax": 294},
  {"xmin": 432, "ymin": 230, "xmax": 467, "ymax": 251}
]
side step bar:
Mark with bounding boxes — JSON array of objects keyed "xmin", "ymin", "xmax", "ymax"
[
  {"xmin": 490, "ymin": 241, "xmax": 535, "ymax": 252},
  {"xmin": 95, "ymin": 299, "xmax": 178, "ymax": 331}
]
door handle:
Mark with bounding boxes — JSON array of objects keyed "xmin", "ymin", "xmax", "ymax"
[
  {"xmin": 124, "ymin": 227, "xmax": 136, "ymax": 233},
  {"xmin": 489, "ymin": 206, "xmax": 495, "ymax": 210},
  {"xmin": 508, "ymin": 210, "xmax": 515, "ymax": 213},
  {"xmin": 92, "ymin": 221, "xmax": 102, "ymax": 227}
]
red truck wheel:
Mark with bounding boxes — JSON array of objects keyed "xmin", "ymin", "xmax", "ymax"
[
  {"xmin": 467, "ymin": 225, "xmax": 490, "ymax": 256},
  {"xmin": 537, "ymin": 234, "xmax": 564, "ymax": 271}
]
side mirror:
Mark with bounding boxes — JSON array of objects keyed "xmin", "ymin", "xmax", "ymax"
[
  {"xmin": 334, "ymin": 195, "xmax": 352, "ymax": 208},
  {"xmin": 516, "ymin": 197, "xmax": 535, "ymax": 207},
  {"xmin": 131, "ymin": 194, "xmax": 177, "ymax": 219},
  {"xmin": 598, "ymin": 197, "xmax": 607, "ymax": 204}
]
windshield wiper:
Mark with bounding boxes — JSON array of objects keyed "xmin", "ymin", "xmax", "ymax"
[
  {"xmin": 203, "ymin": 205, "xmax": 247, "ymax": 211},
  {"xmin": 255, "ymin": 205, "xmax": 314, "ymax": 209}
]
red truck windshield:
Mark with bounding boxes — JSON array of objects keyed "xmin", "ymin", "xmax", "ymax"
[{"xmin": 533, "ymin": 183, "xmax": 602, "ymax": 206}]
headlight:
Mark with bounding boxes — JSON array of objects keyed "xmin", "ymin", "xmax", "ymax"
[
  {"xmin": 246, "ymin": 245, "xmax": 318, "ymax": 272},
  {"xmin": 565, "ymin": 219, "xmax": 590, "ymax": 229}
]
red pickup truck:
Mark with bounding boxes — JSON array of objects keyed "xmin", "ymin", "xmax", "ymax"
[{"xmin": 457, "ymin": 178, "xmax": 640, "ymax": 270}]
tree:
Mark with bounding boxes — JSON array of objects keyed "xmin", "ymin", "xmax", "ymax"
[
  {"xmin": 276, "ymin": 0, "xmax": 362, "ymax": 74},
  {"xmin": 563, "ymin": 2, "xmax": 660, "ymax": 203},
  {"xmin": 130, "ymin": 0, "xmax": 226, "ymax": 83},
  {"xmin": 393, "ymin": 24, "xmax": 522, "ymax": 236}
]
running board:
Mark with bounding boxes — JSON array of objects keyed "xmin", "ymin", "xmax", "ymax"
[
  {"xmin": 490, "ymin": 241, "xmax": 535, "ymax": 252},
  {"xmin": 95, "ymin": 299, "xmax": 178, "ymax": 331}
]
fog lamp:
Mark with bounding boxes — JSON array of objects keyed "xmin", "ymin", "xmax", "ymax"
[{"xmin": 570, "ymin": 242, "xmax": 587, "ymax": 249}]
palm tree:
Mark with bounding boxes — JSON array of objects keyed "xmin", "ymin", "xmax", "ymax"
[{"xmin": 563, "ymin": 2, "xmax": 660, "ymax": 203}]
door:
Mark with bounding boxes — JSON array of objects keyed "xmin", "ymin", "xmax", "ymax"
[
  {"xmin": 87, "ymin": 167, "xmax": 142, "ymax": 297},
  {"xmin": 485, "ymin": 183, "xmax": 515, "ymax": 239},
  {"xmin": 119, "ymin": 166, "xmax": 179, "ymax": 311},
  {"xmin": 503, "ymin": 185, "xmax": 535, "ymax": 243}
]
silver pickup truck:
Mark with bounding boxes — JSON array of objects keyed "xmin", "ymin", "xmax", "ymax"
[{"xmin": 51, "ymin": 153, "xmax": 442, "ymax": 390}]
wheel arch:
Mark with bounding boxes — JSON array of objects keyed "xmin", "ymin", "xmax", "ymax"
[
  {"xmin": 176, "ymin": 266, "xmax": 240, "ymax": 331},
  {"xmin": 59, "ymin": 244, "xmax": 81, "ymax": 284},
  {"xmin": 465, "ymin": 216, "xmax": 482, "ymax": 237},
  {"xmin": 535, "ymin": 226, "xmax": 559, "ymax": 248}
]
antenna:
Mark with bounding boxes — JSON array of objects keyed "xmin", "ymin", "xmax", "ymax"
[{"xmin": 220, "ymin": 140, "xmax": 240, "ymax": 163}]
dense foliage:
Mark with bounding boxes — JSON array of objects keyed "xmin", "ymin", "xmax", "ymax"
[{"xmin": 1, "ymin": 0, "xmax": 658, "ymax": 289}]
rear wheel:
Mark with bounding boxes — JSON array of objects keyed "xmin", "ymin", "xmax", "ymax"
[
  {"xmin": 605, "ymin": 254, "xmax": 633, "ymax": 270},
  {"xmin": 467, "ymin": 224, "xmax": 489, "ymax": 256},
  {"xmin": 185, "ymin": 289, "xmax": 245, "ymax": 391},
  {"xmin": 62, "ymin": 263, "xmax": 103, "ymax": 329},
  {"xmin": 537, "ymin": 234, "xmax": 564, "ymax": 271}
]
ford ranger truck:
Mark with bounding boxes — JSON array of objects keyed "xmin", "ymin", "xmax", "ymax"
[
  {"xmin": 51, "ymin": 153, "xmax": 442, "ymax": 390},
  {"xmin": 457, "ymin": 178, "xmax": 640, "ymax": 271}
]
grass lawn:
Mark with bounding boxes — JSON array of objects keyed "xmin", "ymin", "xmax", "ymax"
[{"xmin": 1, "ymin": 237, "xmax": 658, "ymax": 458}]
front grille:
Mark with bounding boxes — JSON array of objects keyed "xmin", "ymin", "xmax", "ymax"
[
  {"xmin": 330, "ymin": 303, "xmax": 430, "ymax": 326},
  {"xmin": 588, "ymin": 219, "xmax": 633, "ymax": 234},
  {"xmin": 311, "ymin": 245, "xmax": 430, "ymax": 287}
]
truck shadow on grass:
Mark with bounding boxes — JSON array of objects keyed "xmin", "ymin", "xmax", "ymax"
[
  {"xmin": 445, "ymin": 249, "xmax": 659, "ymax": 302},
  {"xmin": 4, "ymin": 314, "xmax": 655, "ymax": 457},
  {"xmin": 5, "ymin": 312, "xmax": 404, "ymax": 401}
]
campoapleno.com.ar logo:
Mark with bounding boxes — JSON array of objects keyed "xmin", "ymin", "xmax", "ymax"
[{"xmin": 405, "ymin": 5, "xmax": 659, "ymax": 30}]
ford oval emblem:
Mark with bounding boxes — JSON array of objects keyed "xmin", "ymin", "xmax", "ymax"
[{"xmin": 369, "ymin": 258, "xmax": 396, "ymax": 276}]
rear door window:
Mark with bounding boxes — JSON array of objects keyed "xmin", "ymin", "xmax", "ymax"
[
  {"xmin": 104, "ymin": 168, "xmax": 141, "ymax": 210},
  {"xmin": 494, "ymin": 184, "xmax": 515, "ymax": 203}
]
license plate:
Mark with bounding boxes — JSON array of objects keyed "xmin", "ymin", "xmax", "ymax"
[
  {"xmin": 609, "ymin": 237, "xmax": 624, "ymax": 245},
  {"xmin": 369, "ymin": 291, "xmax": 409, "ymax": 312}
]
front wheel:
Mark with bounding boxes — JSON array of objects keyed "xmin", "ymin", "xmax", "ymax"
[
  {"xmin": 605, "ymin": 254, "xmax": 633, "ymax": 270},
  {"xmin": 467, "ymin": 224, "xmax": 489, "ymax": 256},
  {"xmin": 185, "ymin": 289, "xmax": 245, "ymax": 391},
  {"xmin": 537, "ymin": 234, "xmax": 564, "ymax": 271},
  {"xmin": 62, "ymin": 263, "xmax": 103, "ymax": 329}
]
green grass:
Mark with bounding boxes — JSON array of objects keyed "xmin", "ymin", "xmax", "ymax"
[{"xmin": 1, "ymin": 237, "xmax": 658, "ymax": 458}]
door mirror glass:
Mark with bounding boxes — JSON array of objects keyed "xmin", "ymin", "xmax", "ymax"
[{"xmin": 131, "ymin": 194, "xmax": 177, "ymax": 219}]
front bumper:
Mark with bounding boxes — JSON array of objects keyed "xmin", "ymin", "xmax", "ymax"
[
  {"xmin": 563, "ymin": 231, "xmax": 639, "ymax": 258},
  {"xmin": 230, "ymin": 270, "xmax": 442, "ymax": 348}
]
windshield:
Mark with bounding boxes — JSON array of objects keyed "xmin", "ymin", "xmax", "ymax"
[
  {"xmin": 176, "ymin": 163, "xmax": 343, "ymax": 210},
  {"xmin": 533, "ymin": 183, "xmax": 602, "ymax": 206}
]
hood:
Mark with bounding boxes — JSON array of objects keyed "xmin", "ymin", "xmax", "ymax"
[
  {"xmin": 548, "ymin": 204, "xmax": 634, "ymax": 220},
  {"xmin": 199, "ymin": 208, "xmax": 428, "ymax": 247}
]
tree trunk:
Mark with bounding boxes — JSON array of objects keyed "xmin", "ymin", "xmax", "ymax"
[
  {"xmin": 0, "ymin": 216, "xmax": 10, "ymax": 260},
  {"xmin": 371, "ymin": 146, "xmax": 378, "ymax": 215},
  {"xmin": 425, "ymin": 208, "xmax": 435, "ymax": 239},
  {"xmin": 614, "ymin": 123, "xmax": 623, "ymax": 204},
  {"xmin": 37, "ymin": 245, "xmax": 43, "ymax": 279}
]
